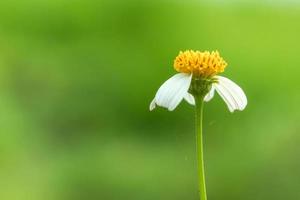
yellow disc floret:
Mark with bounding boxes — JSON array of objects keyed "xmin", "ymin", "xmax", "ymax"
[{"xmin": 174, "ymin": 50, "xmax": 227, "ymax": 77}]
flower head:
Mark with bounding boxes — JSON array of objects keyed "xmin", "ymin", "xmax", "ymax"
[
  {"xmin": 174, "ymin": 50, "xmax": 227, "ymax": 77},
  {"xmin": 150, "ymin": 50, "xmax": 247, "ymax": 112}
]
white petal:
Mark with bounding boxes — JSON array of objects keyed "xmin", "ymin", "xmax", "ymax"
[
  {"xmin": 214, "ymin": 76, "xmax": 247, "ymax": 112},
  {"xmin": 217, "ymin": 76, "xmax": 247, "ymax": 110},
  {"xmin": 149, "ymin": 99, "xmax": 156, "ymax": 111},
  {"xmin": 184, "ymin": 93, "xmax": 195, "ymax": 105},
  {"xmin": 204, "ymin": 86, "xmax": 215, "ymax": 102},
  {"xmin": 150, "ymin": 73, "xmax": 192, "ymax": 111}
]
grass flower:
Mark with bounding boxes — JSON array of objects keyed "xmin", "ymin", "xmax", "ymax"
[{"xmin": 150, "ymin": 50, "xmax": 247, "ymax": 200}]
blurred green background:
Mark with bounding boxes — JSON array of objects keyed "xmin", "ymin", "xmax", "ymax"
[{"xmin": 0, "ymin": 0, "xmax": 299, "ymax": 199}]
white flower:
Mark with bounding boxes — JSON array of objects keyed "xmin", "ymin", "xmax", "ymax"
[{"xmin": 150, "ymin": 73, "xmax": 247, "ymax": 112}]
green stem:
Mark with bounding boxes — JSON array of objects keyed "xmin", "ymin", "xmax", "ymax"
[{"xmin": 195, "ymin": 95, "xmax": 207, "ymax": 200}]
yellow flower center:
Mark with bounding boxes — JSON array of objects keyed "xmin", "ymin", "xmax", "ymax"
[{"xmin": 174, "ymin": 50, "xmax": 227, "ymax": 77}]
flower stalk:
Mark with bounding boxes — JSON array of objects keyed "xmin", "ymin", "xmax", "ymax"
[{"xmin": 194, "ymin": 94, "xmax": 207, "ymax": 200}]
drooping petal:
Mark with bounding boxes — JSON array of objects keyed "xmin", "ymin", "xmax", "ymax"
[
  {"xmin": 184, "ymin": 92, "xmax": 195, "ymax": 105},
  {"xmin": 204, "ymin": 86, "xmax": 215, "ymax": 102},
  {"xmin": 150, "ymin": 73, "xmax": 192, "ymax": 111},
  {"xmin": 214, "ymin": 76, "xmax": 247, "ymax": 112},
  {"xmin": 217, "ymin": 76, "xmax": 247, "ymax": 108},
  {"xmin": 149, "ymin": 99, "xmax": 156, "ymax": 111}
]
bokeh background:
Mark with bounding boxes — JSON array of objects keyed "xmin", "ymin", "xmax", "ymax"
[{"xmin": 0, "ymin": 0, "xmax": 299, "ymax": 199}]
